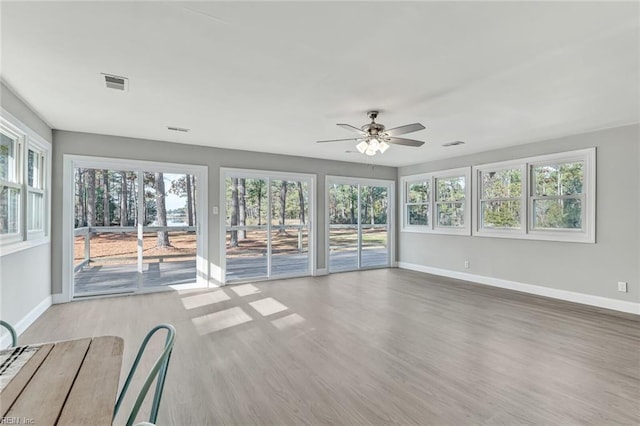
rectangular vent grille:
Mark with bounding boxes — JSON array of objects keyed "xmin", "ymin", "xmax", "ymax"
[
  {"xmin": 442, "ymin": 140, "xmax": 465, "ymax": 147},
  {"xmin": 102, "ymin": 73, "xmax": 128, "ymax": 91},
  {"xmin": 167, "ymin": 126, "xmax": 190, "ymax": 133}
]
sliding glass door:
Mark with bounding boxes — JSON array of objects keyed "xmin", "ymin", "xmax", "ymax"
[
  {"xmin": 67, "ymin": 156, "xmax": 207, "ymax": 299},
  {"xmin": 223, "ymin": 169, "xmax": 314, "ymax": 283},
  {"xmin": 327, "ymin": 177, "xmax": 393, "ymax": 273}
]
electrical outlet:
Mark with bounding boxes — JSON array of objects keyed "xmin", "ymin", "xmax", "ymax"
[
  {"xmin": 464, "ymin": 260, "xmax": 470, "ymax": 269},
  {"xmin": 212, "ymin": 206, "xmax": 219, "ymax": 215},
  {"xmin": 617, "ymin": 281, "xmax": 627, "ymax": 292}
]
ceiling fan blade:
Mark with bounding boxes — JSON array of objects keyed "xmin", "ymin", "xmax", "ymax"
[
  {"xmin": 386, "ymin": 137, "xmax": 425, "ymax": 147},
  {"xmin": 316, "ymin": 137, "xmax": 361, "ymax": 143},
  {"xmin": 337, "ymin": 123, "xmax": 367, "ymax": 136},
  {"xmin": 383, "ymin": 123, "xmax": 426, "ymax": 137}
]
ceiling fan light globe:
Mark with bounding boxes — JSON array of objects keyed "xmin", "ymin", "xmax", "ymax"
[
  {"xmin": 368, "ymin": 138, "xmax": 380, "ymax": 150},
  {"xmin": 356, "ymin": 141, "xmax": 369, "ymax": 153},
  {"xmin": 379, "ymin": 141, "xmax": 390, "ymax": 153},
  {"xmin": 365, "ymin": 147, "xmax": 376, "ymax": 156}
]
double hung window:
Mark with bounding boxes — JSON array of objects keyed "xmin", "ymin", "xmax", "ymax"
[{"xmin": 0, "ymin": 111, "xmax": 51, "ymax": 253}]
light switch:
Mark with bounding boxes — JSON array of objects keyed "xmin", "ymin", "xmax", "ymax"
[{"xmin": 212, "ymin": 206, "xmax": 219, "ymax": 215}]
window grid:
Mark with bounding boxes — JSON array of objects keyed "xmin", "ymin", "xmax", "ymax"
[
  {"xmin": 27, "ymin": 147, "xmax": 46, "ymax": 233},
  {"xmin": 529, "ymin": 160, "xmax": 585, "ymax": 232},
  {"xmin": 472, "ymin": 149, "xmax": 594, "ymax": 242},
  {"xmin": 405, "ymin": 180, "xmax": 430, "ymax": 227},
  {"xmin": 1, "ymin": 127, "xmax": 23, "ymax": 240},
  {"xmin": 1, "ymin": 113, "xmax": 50, "ymax": 250},
  {"xmin": 435, "ymin": 176, "xmax": 466, "ymax": 229},
  {"xmin": 401, "ymin": 167, "xmax": 471, "ymax": 235},
  {"xmin": 478, "ymin": 166, "xmax": 524, "ymax": 231}
]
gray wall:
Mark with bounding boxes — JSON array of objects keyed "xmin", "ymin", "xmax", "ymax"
[
  {"xmin": 51, "ymin": 130, "xmax": 396, "ymax": 295},
  {"xmin": 398, "ymin": 124, "xmax": 640, "ymax": 303},
  {"xmin": 0, "ymin": 82, "xmax": 53, "ymax": 327}
]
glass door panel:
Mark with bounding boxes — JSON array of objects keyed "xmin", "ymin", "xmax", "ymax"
[
  {"xmin": 225, "ymin": 177, "xmax": 269, "ymax": 282},
  {"xmin": 360, "ymin": 186, "xmax": 389, "ymax": 268},
  {"xmin": 328, "ymin": 184, "xmax": 359, "ymax": 272},
  {"xmin": 73, "ymin": 168, "xmax": 138, "ymax": 296},
  {"xmin": 142, "ymin": 172, "xmax": 197, "ymax": 288},
  {"xmin": 270, "ymin": 179, "xmax": 309, "ymax": 277}
]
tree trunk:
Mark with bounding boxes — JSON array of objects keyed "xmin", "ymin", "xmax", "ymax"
[
  {"xmin": 155, "ymin": 172, "xmax": 170, "ymax": 247},
  {"xmin": 77, "ymin": 169, "xmax": 85, "ymax": 227},
  {"xmin": 120, "ymin": 171, "xmax": 127, "ymax": 226},
  {"xmin": 186, "ymin": 175, "xmax": 193, "ymax": 227},
  {"xmin": 87, "ymin": 169, "xmax": 96, "ymax": 227},
  {"xmin": 350, "ymin": 186, "xmax": 356, "ymax": 225},
  {"xmin": 297, "ymin": 181, "xmax": 305, "ymax": 225},
  {"xmin": 230, "ymin": 178, "xmax": 238, "ymax": 247},
  {"xmin": 102, "ymin": 170, "xmax": 110, "ymax": 226},
  {"xmin": 370, "ymin": 190, "xmax": 375, "ymax": 225},
  {"xmin": 238, "ymin": 178, "xmax": 246, "ymax": 240},
  {"xmin": 129, "ymin": 176, "xmax": 136, "ymax": 226},
  {"xmin": 279, "ymin": 181, "xmax": 288, "ymax": 234},
  {"xmin": 257, "ymin": 185, "xmax": 262, "ymax": 226},
  {"xmin": 363, "ymin": 190, "xmax": 369, "ymax": 227},
  {"xmin": 191, "ymin": 175, "xmax": 197, "ymax": 226}
]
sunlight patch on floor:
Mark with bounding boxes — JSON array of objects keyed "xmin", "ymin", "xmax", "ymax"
[
  {"xmin": 271, "ymin": 313, "xmax": 305, "ymax": 330},
  {"xmin": 181, "ymin": 291, "xmax": 231, "ymax": 310},
  {"xmin": 192, "ymin": 307, "xmax": 252, "ymax": 335},
  {"xmin": 229, "ymin": 284, "xmax": 261, "ymax": 297},
  {"xmin": 249, "ymin": 297, "xmax": 288, "ymax": 317}
]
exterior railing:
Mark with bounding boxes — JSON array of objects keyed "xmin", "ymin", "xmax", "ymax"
[
  {"xmin": 224, "ymin": 224, "xmax": 308, "ymax": 252},
  {"xmin": 73, "ymin": 226, "xmax": 196, "ymax": 273}
]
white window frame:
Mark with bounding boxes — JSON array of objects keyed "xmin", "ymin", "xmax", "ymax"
[
  {"xmin": 405, "ymin": 179, "xmax": 431, "ymax": 228},
  {"xmin": 473, "ymin": 160, "xmax": 527, "ymax": 238},
  {"xmin": 26, "ymin": 141, "xmax": 47, "ymax": 239},
  {"xmin": 472, "ymin": 148, "xmax": 595, "ymax": 243},
  {"xmin": 401, "ymin": 167, "xmax": 471, "ymax": 236},
  {"xmin": 0, "ymin": 123, "xmax": 23, "ymax": 245},
  {"xmin": 0, "ymin": 109, "xmax": 51, "ymax": 255}
]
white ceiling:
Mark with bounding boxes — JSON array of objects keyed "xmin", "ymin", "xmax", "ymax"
[{"xmin": 1, "ymin": 2, "xmax": 638, "ymax": 167}]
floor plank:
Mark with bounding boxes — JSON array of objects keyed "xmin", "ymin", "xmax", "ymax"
[{"xmin": 20, "ymin": 269, "xmax": 640, "ymax": 425}]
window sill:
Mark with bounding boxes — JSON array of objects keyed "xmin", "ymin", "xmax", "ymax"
[
  {"xmin": 0, "ymin": 237, "xmax": 50, "ymax": 257},
  {"xmin": 401, "ymin": 226, "xmax": 471, "ymax": 236},
  {"xmin": 474, "ymin": 230, "xmax": 594, "ymax": 244}
]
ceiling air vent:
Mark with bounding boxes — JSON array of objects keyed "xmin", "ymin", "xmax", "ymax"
[
  {"xmin": 442, "ymin": 140, "xmax": 465, "ymax": 147},
  {"xmin": 102, "ymin": 73, "xmax": 128, "ymax": 91},
  {"xmin": 167, "ymin": 126, "xmax": 190, "ymax": 133}
]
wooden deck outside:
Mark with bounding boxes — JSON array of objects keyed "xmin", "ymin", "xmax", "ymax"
[{"xmin": 74, "ymin": 249, "xmax": 389, "ymax": 295}]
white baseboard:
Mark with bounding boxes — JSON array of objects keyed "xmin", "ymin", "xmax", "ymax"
[
  {"xmin": 1, "ymin": 295, "xmax": 52, "ymax": 347},
  {"xmin": 315, "ymin": 268, "xmax": 328, "ymax": 276},
  {"xmin": 398, "ymin": 262, "xmax": 640, "ymax": 315}
]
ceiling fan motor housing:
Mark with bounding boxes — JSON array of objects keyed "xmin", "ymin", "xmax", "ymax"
[
  {"xmin": 363, "ymin": 111, "xmax": 385, "ymax": 135},
  {"xmin": 362, "ymin": 122, "xmax": 386, "ymax": 135}
]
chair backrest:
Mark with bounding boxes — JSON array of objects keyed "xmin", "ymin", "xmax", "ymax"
[
  {"xmin": 114, "ymin": 324, "xmax": 176, "ymax": 426},
  {"xmin": 0, "ymin": 320, "xmax": 17, "ymax": 347}
]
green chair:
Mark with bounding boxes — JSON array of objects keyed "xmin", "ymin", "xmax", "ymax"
[
  {"xmin": 114, "ymin": 324, "xmax": 176, "ymax": 426},
  {"xmin": 0, "ymin": 320, "xmax": 17, "ymax": 347}
]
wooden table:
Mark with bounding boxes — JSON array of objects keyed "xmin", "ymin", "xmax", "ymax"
[{"xmin": 0, "ymin": 336, "xmax": 123, "ymax": 425}]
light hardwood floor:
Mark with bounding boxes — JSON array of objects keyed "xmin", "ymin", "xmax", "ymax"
[{"xmin": 21, "ymin": 269, "xmax": 640, "ymax": 425}]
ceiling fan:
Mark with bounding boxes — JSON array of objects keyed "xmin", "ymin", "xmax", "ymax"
[{"xmin": 317, "ymin": 111, "xmax": 426, "ymax": 156}]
